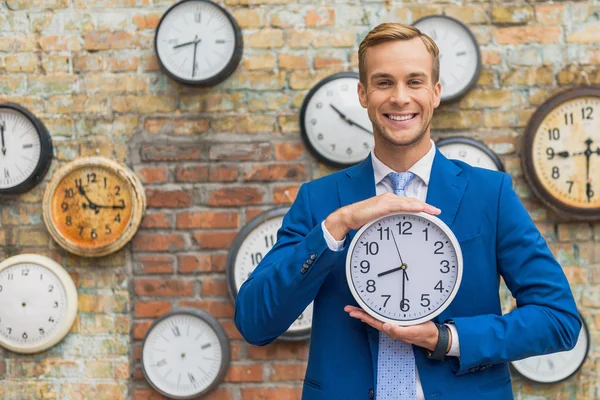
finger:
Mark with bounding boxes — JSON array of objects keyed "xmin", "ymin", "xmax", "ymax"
[{"xmin": 346, "ymin": 308, "xmax": 385, "ymax": 330}]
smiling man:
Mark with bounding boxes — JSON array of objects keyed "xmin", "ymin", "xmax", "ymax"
[{"xmin": 234, "ymin": 23, "xmax": 580, "ymax": 400}]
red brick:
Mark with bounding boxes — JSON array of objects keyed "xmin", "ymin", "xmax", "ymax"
[
  {"xmin": 141, "ymin": 144, "xmax": 204, "ymax": 162},
  {"xmin": 193, "ymin": 231, "xmax": 237, "ymax": 249},
  {"xmin": 247, "ymin": 342, "xmax": 309, "ymax": 360},
  {"xmin": 133, "ymin": 388, "xmax": 168, "ymax": 400},
  {"xmin": 230, "ymin": 341, "xmax": 243, "ymax": 361},
  {"xmin": 178, "ymin": 254, "xmax": 226, "ymax": 273},
  {"xmin": 243, "ymin": 163, "xmax": 306, "ymax": 181},
  {"xmin": 225, "ymin": 364, "xmax": 263, "ymax": 382},
  {"xmin": 275, "ymin": 143, "xmax": 304, "ymax": 161},
  {"xmin": 176, "ymin": 211, "xmax": 239, "ymax": 229},
  {"xmin": 132, "ymin": 13, "xmax": 161, "ymax": 30},
  {"xmin": 209, "ymin": 187, "xmax": 264, "ymax": 206},
  {"xmin": 133, "ymin": 364, "xmax": 144, "ymax": 381},
  {"xmin": 209, "ymin": 143, "xmax": 271, "ymax": 161},
  {"xmin": 146, "ymin": 189, "xmax": 192, "ymax": 208},
  {"xmin": 270, "ymin": 363, "xmax": 307, "ymax": 381},
  {"xmin": 136, "ymin": 255, "xmax": 175, "ymax": 274},
  {"xmin": 132, "ymin": 320, "xmax": 152, "ymax": 340},
  {"xmin": 246, "ymin": 208, "xmax": 266, "ymax": 221},
  {"xmin": 202, "ymin": 277, "xmax": 229, "ymax": 296},
  {"xmin": 221, "ymin": 320, "xmax": 243, "ymax": 340},
  {"xmin": 134, "ymin": 278, "xmax": 194, "ymax": 297},
  {"xmin": 134, "ymin": 166, "xmax": 168, "ymax": 184},
  {"xmin": 142, "ymin": 54, "xmax": 160, "ymax": 72},
  {"xmin": 179, "ymin": 300, "xmax": 234, "ymax": 318},
  {"xmin": 175, "ymin": 165, "xmax": 208, "ymax": 182},
  {"xmin": 274, "ymin": 185, "xmax": 300, "ymax": 204},
  {"xmin": 140, "ymin": 212, "xmax": 173, "ymax": 229},
  {"xmin": 210, "ymin": 164, "xmax": 238, "ymax": 182},
  {"xmin": 132, "ymin": 233, "xmax": 186, "ymax": 252},
  {"xmin": 134, "ymin": 301, "xmax": 172, "ymax": 318},
  {"xmin": 305, "ymin": 8, "xmax": 335, "ymax": 27},
  {"xmin": 84, "ymin": 32, "xmax": 136, "ymax": 50},
  {"xmin": 133, "ymin": 343, "xmax": 142, "ymax": 361},
  {"xmin": 241, "ymin": 387, "xmax": 302, "ymax": 400}
]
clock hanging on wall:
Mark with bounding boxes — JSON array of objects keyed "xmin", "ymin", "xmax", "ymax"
[
  {"xmin": 42, "ymin": 156, "xmax": 146, "ymax": 257},
  {"xmin": 522, "ymin": 86, "xmax": 600, "ymax": 220},
  {"xmin": 300, "ymin": 72, "xmax": 374, "ymax": 168},
  {"xmin": 141, "ymin": 308, "xmax": 230, "ymax": 399},
  {"xmin": 154, "ymin": 0, "xmax": 244, "ymax": 86},
  {"xmin": 0, "ymin": 103, "xmax": 53, "ymax": 194},
  {"xmin": 436, "ymin": 136, "xmax": 505, "ymax": 171},
  {"xmin": 0, "ymin": 254, "xmax": 78, "ymax": 354},
  {"xmin": 227, "ymin": 207, "xmax": 313, "ymax": 340},
  {"xmin": 413, "ymin": 15, "xmax": 481, "ymax": 103}
]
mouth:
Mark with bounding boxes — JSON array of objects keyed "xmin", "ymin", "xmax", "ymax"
[{"xmin": 384, "ymin": 113, "xmax": 418, "ymax": 125}]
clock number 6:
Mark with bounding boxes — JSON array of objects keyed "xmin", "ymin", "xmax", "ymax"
[{"xmin": 400, "ymin": 298, "xmax": 410, "ymax": 312}]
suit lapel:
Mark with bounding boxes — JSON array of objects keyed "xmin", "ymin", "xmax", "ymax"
[
  {"xmin": 338, "ymin": 154, "xmax": 377, "ymax": 208},
  {"xmin": 426, "ymin": 150, "xmax": 467, "ymax": 228}
]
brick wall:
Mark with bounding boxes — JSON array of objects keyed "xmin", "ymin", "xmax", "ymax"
[{"xmin": 0, "ymin": 0, "xmax": 598, "ymax": 399}]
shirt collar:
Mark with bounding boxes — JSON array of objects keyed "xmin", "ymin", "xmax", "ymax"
[{"xmin": 372, "ymin": 139, "xmax": 436, "ymax": 186}]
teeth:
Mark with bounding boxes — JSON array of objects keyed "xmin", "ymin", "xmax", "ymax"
[{"xmin": 388, "ymin": 114, "xmax": 414, "ymax": 121}]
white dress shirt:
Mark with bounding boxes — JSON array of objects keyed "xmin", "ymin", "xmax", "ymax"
[{"xmin": 321, "ymin": 140, "xmax": 460, "ymax": 400}]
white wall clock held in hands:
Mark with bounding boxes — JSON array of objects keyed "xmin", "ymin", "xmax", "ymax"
[
  {"xmin": 154, "ymin": 0, "xmax": 243, "ymax": 86},
  {"xmin": 511, "ymin": 311, "xmax": 589, "ymax": 383},
  {"xmin": 141, "ymin": 308, "xmax": 230, "ymax": 399},
  {"xmin": 0, "ymin": 254, "xmax": 78, "ymax": 354},
  {"xmin": 346, "ymin": 212, "xmax": 462, "ymax": 326},
  {"xmin": 412, "ymin": 15, "xmax": 481, "ymax": 103},
  {"xmin": 436, "ymin": 136, "xmax": 505, "ymax": 172},
  {"xmin": 0, "ymin": 103, "xmax": 53, "ymax": 194},
  {"xmin": 227, "ymin": 207, "xmax": 313, "ymax": 340}
]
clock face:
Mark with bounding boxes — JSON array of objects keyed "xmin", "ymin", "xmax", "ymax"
[
  {"xmin": 142, "ymin": 308, "xmax": 230, "ymax": 399},
  {"xmin": 0, "ymin": 103, "xmax": 52, "ymax": 194},
  {"xmin": 346, "ymin": 212, "xmax": 462, "ymax": 326},
  {"xmin": 523, "ymin": 87, "xmax": 600, "ymax": 219},
  {"xmin": 227, "ymin": 208, "xmax": 313, "ymax": 339},
  {"xmin": 0, "ymin": 254, "xmax": 77, "ymax": 354},
  {"xmin": 437, "ymin": 137, "xmax": 504, "ymax": 171},
  {"xmin": 413, "ymin": 15, "xmax": 481, "ymax": 102},
  {"xmin": 154, "ymin": 0, "xmax": 243, "ymax": 86},
  {"xmin": 512, "ymin": 314, "xmax": 589, "ymax": 383},
  {"xmin": 300, "ymin": 72, "xmax": 374, "ymax": 167}
]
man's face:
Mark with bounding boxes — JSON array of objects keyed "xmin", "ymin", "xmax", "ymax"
[{"xmin": 358, "ymin": 38, "xmax": 441, "ymax": 148}]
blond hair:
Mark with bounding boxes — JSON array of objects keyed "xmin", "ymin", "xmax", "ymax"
[{"xmin": 358, "ymin": 23, "xmax": 440, "ymax": 85}]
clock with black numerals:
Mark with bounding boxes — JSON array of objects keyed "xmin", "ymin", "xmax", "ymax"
[
  {"xmin": 227, "ymin": 207, "xmax": 313, "ymax": 340},
  {"xmin": 346, "ymin": 212, "xmax": 463, "ymax": 326},
  {"xmin": 300, "ymin": 72, "xmax": 374, "ymax": 168},
  {"xmin": 154, "ymin": 0, "xmax": 243, "ymax": 86},
  {"xmin": 0, "ymin": 103, "xmax": 53, "ymax": 194},
  {"xmin": 522, "ymin": 86, "xmax": 600, "ymax": 220},
  {"xmin": 141, "ymin": 308, "xmax": 230, "ymax": 399},
  {"xmin": 413, "ymin": 15, "xmax": 481, "ymax": 103},
  {"xmin": 437, "ymin": 136, "xmax": 505, "ymax": 172}
]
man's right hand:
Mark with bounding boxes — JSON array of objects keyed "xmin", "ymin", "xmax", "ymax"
[{"xmin": 323, "ymin": 192, "xmax": 441, "ymax": 241}]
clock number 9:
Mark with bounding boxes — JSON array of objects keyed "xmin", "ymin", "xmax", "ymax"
[
  {"xmin": 360, "ymin": 260, "xmax": 370, "ymax": 273},
  {"xmin": 91, "ymin": 229, "xmax": 97, "ymax": 239},
  {"xmin": 61, "ymin": 202, "xmax": 68, "ymax": 212},
  {"xmin": 316, "ymin": 102, "xmax": 323, "ymax": 109},
  {"xmin": 546, "ymin": 148, "xmax": 555, "ymax": 160}
]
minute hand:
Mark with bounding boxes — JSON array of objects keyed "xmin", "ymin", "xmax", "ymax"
[{"xmin": 329, "ymin": 104, "xmax": 373, "ymax": 135}]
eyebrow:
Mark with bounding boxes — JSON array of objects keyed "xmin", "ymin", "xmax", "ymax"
[{"xmin": 370, "ymin": 72, "xmax": 429, "ymax": 81}]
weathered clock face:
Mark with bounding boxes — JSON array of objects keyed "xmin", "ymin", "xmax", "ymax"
[{"xmin": 50, "ymin": 165, "xmax": 133, "ymax": 250}]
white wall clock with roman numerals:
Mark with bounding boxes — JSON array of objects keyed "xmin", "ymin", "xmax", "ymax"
[
  {"xmin": 141, "ymin": 308, "xmax": 230, "ymax": 399},
  {"xmin": 413, "ymin": 15, "xmax": 481, "ymax": 103},
  {"xmin": 227, "ymin": 207, "xmax": 313, "ymax": 340},
  {"xmin": 346, "ymin": 212, "xmax": 463, "ymax": 326},
  {"xmin": 154, "ymin": 0, "xmax": 243, "ymax": 86},
  {"xmin": 0, "ymin": 103, "xmax": 53, "ymax": 194},
  {"xmin": 0, "ymin": 254, "xmax": 78, "ymax": 354}
]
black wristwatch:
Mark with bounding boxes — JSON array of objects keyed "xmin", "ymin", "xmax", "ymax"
[{"xmin": 425, "ymin": 323, "xmax": 450, "ymax": 361}]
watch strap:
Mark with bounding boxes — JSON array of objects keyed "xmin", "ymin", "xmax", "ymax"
[{"xmin": 426, "ymin": 323, "xmax": 449, "ymax": 361}]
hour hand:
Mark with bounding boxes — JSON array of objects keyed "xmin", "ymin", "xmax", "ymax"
[{"xmin": 329, "ymin": 104, "xmax": 373, "ymax": 135}]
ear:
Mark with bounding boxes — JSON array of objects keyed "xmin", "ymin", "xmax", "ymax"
[
  {"xmin": 358, "ymin": 81, "xmax": 368, "ymax": 108},
  {"xmin": 433, "ymin": 81, "xmax": 442, "ymax": 109}
]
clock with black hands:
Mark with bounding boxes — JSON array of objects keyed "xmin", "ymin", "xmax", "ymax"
[
  {"xmin": 43, "ymin": 156, "xmax": 146, "ymax": 257},
  {"xmin": 522, "ymin": 86, "xmax": 600, "ymax": 220},
  {"xmin": 154, "ymin": 0, "xmax": 243, "ymax": 86},
  {"xmin": 300, "ymin": 72, "xmax": 374, "ymax": 168}
]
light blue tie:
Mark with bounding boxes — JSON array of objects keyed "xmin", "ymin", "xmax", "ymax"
[{"xmin": 377, "ymin": 171, "xmax": 416, "ymax": 400}]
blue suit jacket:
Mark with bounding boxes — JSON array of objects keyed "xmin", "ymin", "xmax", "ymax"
[{"xmin": 235, "ymin": 151, "xmax": 580, "ymax": 400}]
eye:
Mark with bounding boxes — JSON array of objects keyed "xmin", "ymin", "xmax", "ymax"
[
  {"xmin": 409, "ymin": 80, "xmax": 422, "ymax": 86},
  {"xmin": 377, "ymin": 81, "xmax": 392, "ymax": 87}
]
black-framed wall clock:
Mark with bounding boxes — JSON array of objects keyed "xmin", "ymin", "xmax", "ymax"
[
  {"xmin": 300, "ymin": 72, "xmax": 374, "ymax": 168},
  {"xmin": 0, "ymin": 254, "xmax": 78, "ymax": 354},
  {"xmin": 522, "ymin": 86, "xmax": 600, "ymax": 220},
  {"xmin": 436, "ymin": 136, "xmax": 505, "ymax": 171},
  {"xmin": 413, "ymin": 15, "xmax": 481, "ymax": 103},
  {"xmin": 154, "ymin": 0, "xmax": 243, "ymax": 87},
  {"xmin": 141, "ymin": 308, "xmax": 230, "ymax": 399},
  {"xmin": 511, "ymin": 311, "xmax": 589, "ymax": 383},
  {"xmin": 227, "ymin": 207, "xmax": 313, "ymax": 340},
  {"xmin": 0, "ymin": 103, "xmax": 53, "ymax": 194}
]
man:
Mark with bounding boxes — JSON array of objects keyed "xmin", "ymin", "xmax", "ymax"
[{"xmin": 234, "ymin": 23, "xmax": 580, "ymax": 399}]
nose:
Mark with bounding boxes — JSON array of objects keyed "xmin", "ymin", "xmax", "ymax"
[{"xmin": 390, "ymin": 83, "xmax": 410, "ymax": 106}]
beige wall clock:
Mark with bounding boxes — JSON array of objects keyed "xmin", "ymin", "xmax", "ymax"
[
  {"xmin": 0, "ymin": 254, "xmax": 78, "ymax": 354},
  {"xmin": 43, "ymin": 156, "xmax": 146, "ymax": 257}
]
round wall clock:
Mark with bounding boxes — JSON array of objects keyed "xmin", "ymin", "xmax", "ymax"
[
  {"xmin": 346, "ymin": 212, "xmax": 462, "ymax": 326},
  {"xmin": 436, "ymin": 136, "xmax": 505, "ymax": 171},
  {"xmin": 413, "ymin": 15, "xmax": 481, "ymax": 103},
  {"xmin": 0, "ymin": 103, "xmax": 53, "ymax": 194},
  {"xmin": 227, "ymin": 207, "xmax": 313, "ymax": 340},
  {"xmin": 42, "ymin": 156, "xmax": 146, "ymax": 257},
  {"xmin": 154, "ymin": 0, "xmax": 243, "ymax": 86},
  {"xmin": 300, "ymin": 72, "xmax": 374, "ymax": 168},
  {"xmin": 512, "ymin": 311, "xmax": 589, "ymax": 383},
  {"xmin": 0, "ymin": 254, "xmax": 77, "ymax": 354},
  {"xmin": 522, "ymin": 86, "xmax": 600, "ymax": 220},
  {"xmin": 141, "ymin": 308, "xmax": 230, "ymax": 399}
]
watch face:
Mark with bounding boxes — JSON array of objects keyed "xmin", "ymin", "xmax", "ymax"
[
  {"xmin": 300, "ymin": 72, "xmax": 374, "ymax": 167},
  {"xmin": 0, "ymin": 103, "xmax": 52, "ymax": 194},
  {"xmin": 227, "ymin": 208, "xmax": 313, "ymax": 340},
  {"xmin": 413, "ymin": 15, "xmax": 481, "ymax": 102},
  {"xmin": 155, "ymin": 0, "xmax": 243, "ymax": 86},
  {"xmin": 437, "ymin": 137, "xmax": 504, "ymax": 171},
  {"xmin": 523, "ymin": 87, "xmax": 600, "ymax": 219},
  {"xmin": 512, "ymin": 314, "xmax": 589, "ymax": 383},
  {"xmin": 346, "ymin": 212, "xmax": 462, "ymax": 326},
  {"xmin": 141, "ymin": 308, "xmax": 230, "ymax": 399}
]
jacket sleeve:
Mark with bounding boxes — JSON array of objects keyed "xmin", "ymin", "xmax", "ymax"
[
  {"xmin": 448, "ymin": 174, "xmax": 581, "ymax": 375},
  {"xmin": 234, "ymin": 183, "xmax": 345, "ymax": 346}
]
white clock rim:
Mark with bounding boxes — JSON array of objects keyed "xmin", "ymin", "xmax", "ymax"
[
  {"xmin": 0, "ymin": 254, "xmax": 78, "ymax": 354},
  {"xmin": 345, "ymin": 211, "xmax": 463, "ymax": 326},
  {"xmin": 435, "ymin": 135, "xmax": 505, "ymax": 172}
]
